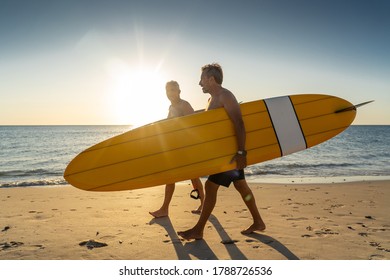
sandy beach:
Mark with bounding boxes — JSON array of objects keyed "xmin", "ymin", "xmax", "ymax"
[{"xmin": 0, "ymin": 180, "xmax": 389, "ymax": 260}]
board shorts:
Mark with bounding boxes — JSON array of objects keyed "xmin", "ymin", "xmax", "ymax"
[{"xmin": 208, "ymin": 169, "xmax": 245, "ymax": 187}]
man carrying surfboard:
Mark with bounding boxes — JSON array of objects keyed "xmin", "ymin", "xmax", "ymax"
[
  {"xmin": 177, "ymin": 63, "xmax": 266, "ymax": 240},
  {"xmin": 149, "ymin": 81, "xmax": 205, "ymax": 218}
]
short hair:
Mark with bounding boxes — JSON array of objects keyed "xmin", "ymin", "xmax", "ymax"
[
  {"xmin": 166, "ymin": 80, "xmax": 180, "ymax": 89},
  {"xmin": 201, "ymin": 63, "xmax": 223, "ymax": 84}
]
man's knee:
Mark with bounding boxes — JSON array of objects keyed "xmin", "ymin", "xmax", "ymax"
[
  {"xmin": 233, "ymin": 179, "xmax": 248, "ymax": 189},
  {"xmin": 205, "ymin": 180, "xmax": 220, "ymax": 191}
]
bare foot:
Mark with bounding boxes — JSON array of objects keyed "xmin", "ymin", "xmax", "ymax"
[
  {"xmin": 177, "ymin": 229, "xmax": 203, "ymax": 240},
  {"xmin": 241, "ymin": 222, "xmax": 266, "ymax": 234},
  {"xmin": 149, "ymin": 209, "xmax": 168, "ymax": 218}
]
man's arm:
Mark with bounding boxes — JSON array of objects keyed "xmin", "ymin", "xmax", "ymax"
[{"xmin": 221, "ymin": 92, "xmax": 247, "ymax": 169}]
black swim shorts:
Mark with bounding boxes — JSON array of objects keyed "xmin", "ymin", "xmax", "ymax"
[{"xmin": 208, "ymin": 169, "xmax": 245, "ymax": 187}]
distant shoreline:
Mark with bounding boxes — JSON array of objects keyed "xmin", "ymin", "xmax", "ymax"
[
  {"xmin": 1, "ymin": 176, "xmax": 390, "ymax": 189},
  {"xmin": 247, "ymin": 175, "xmax": 390, "ymax": 184}
]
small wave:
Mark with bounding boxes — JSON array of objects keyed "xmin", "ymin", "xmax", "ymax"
[
  {"xmin": 0, "ymin": 169, "xmax": 62, "ymax": 178},
  {"xmin": 0, "ymin": 179, "xmax": 68, "ymax": 188},
  {"xmin": 246, "ymin": 162, "xmax": 360, "ymax": 177},
  {"xmin": 284, "ymin": 162, "xmax": 357, "ymax": 169}
]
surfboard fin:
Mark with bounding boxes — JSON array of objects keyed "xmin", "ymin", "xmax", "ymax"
[{"xmin": 335, "ymin": 100, "xmax": 374, "ymax": 113}]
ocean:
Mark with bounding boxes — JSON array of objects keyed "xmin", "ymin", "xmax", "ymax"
[{"xmin": 0, "ymin": 125, "xmax": 389, "ymax": 188}]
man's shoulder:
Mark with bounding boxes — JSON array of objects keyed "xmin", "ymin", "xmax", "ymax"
[
  {"xmin": 180, "ymin": 99, "xmax": 191, "ymax": 105},
  {"xmin": 179, "ymin": 99, "xmax": 194, "ymax": 114},
  {"xmin": 220, "ymin": 88, "xmax": 237, "ymax": 102},
  {"xmin": 219, "ymin": 86, "xmax": 233, "ymax": 96}
]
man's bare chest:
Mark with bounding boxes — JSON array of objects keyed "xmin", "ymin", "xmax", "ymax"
[{"xmin": 206, "ymin": 97, "xmax": 223, "ymax": 111}]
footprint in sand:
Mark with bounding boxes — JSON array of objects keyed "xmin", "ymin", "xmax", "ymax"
[
  {"xmin": 31, "ymin": 244, "xmax": 45, "ymax": 249},
  {"xmin": 369, "ymin": 254, "xmax": 385, "ymax": 260},
  {"xmin": 286, "ymin": 217, "xmax": 309, "ymax": 221},
  {"xmin": 369, "ymin": 241, "xmax": 390, "ymax": 253},
  {"xmin": 2, "ymin": 226, "xmax": 10, "ymax": 232},
  {"xmin": 315, "ymin": 228, "xmax": 339, "ymax": 236},
  {"xmin": 370, "ymin": 242, "xmax": 390, "ymax": 253},
  {"xmin": 244, "ymin": 239, "xmax": 261, "ymax": 248},
  {"xmin": 369, "ymin": 241, "xmax": 381, "ymax": 247},
  {"xmin": 221, "ymin": 239, "xmax": 239, "ymax": 244},
  {"xmin": 0, "ymin": 241, "xmax": 24, "ymax": 250},
  {"xmin": 330, "ymin": 204, "xmax": 344, "ymax": 209},
  {"xmin": 79, "ymin": 240, "xmax": 108, "ymax": 250},
  {"xmin": 356, "ymin": 222, "xmax": 367, "ymax": 228}
]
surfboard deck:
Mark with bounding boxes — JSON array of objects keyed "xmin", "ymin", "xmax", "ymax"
[{"xmin": 64, "ymin": 94, "xmax": 356, "ymax": 191}]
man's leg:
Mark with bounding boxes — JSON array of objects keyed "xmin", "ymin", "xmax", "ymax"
[
  {"xmin": 149, "ymin": 183, "xmax": 175, "ymax": 218},
  {"xmin": 191, "ymin": 178, "xmax": 204, "ymax": 214},
  {"xmin": 233, "ymin": 179, "xmax": 266, "ymax": 233},
  {"xmin": 178, "ymin": 180, "xmax": 220, "ymax": 240}
]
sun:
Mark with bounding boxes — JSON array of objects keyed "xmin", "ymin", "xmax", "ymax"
[{"xmin": 106, "ymin": 60, "xmax": 169, "ymax": 126}]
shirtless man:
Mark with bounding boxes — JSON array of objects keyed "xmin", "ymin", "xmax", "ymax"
[
  {"xmin": 149, "ymin": 81, "xmax": 204, "ymax": 218},
  {"xmin": 177, "ymin": 64, "xmax": 266, "ymax": 240}
]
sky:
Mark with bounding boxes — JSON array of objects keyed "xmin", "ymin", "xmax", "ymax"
[{"xmin": 0, "ymin": 0, "xmax": 389, "ymax": 125}]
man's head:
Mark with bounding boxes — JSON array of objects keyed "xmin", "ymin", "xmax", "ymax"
[
  {"xmin": 199, "ymin": 63, "xmax": 223, "ymax": 93},
  {"xmin": 201, "ymin": 63, "xmax": 223, "ymax": 84},
  {"xmin": 166, "ymin": 80, "xmax": 181, "ymax": 102}
]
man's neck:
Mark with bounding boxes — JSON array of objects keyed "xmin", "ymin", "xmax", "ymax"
[
  {"xmin": 171, "ymin": 98, "xmax": 182, "ymax": 106},
  {"xmin": 209, "ymin": 84, "xmax": 223, "ymax": 96}
]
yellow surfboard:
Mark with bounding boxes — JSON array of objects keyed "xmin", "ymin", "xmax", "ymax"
[{"xmin": 64, "ymin": 94, "xmax": 357, "ymax": 192}]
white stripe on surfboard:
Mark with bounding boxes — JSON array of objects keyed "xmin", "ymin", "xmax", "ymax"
[{"xmin": 264, "ymin": 96, "xmax": 306, "ymax": 156}]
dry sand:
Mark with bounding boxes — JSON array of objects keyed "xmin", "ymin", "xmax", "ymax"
[{"xmin": 0, "ymin": 180, "xmax": 389, "ymax": 260}]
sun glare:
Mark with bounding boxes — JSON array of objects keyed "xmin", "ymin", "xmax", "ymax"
[{"xmin": 107, "ymin": 60, "xmax": 169, "ymax": 126}]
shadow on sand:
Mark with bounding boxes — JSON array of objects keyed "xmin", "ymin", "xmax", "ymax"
[
  {"xmin": 149, "ymin": 216, "xmax": 216, "ymax": 260},
  {"xmin": 242, "ymin": 232, "xmax": 299, "ymax": 260},
  {"xmin": 149, "ymin": 215, "xmax": 299, "ymax": 260}
]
